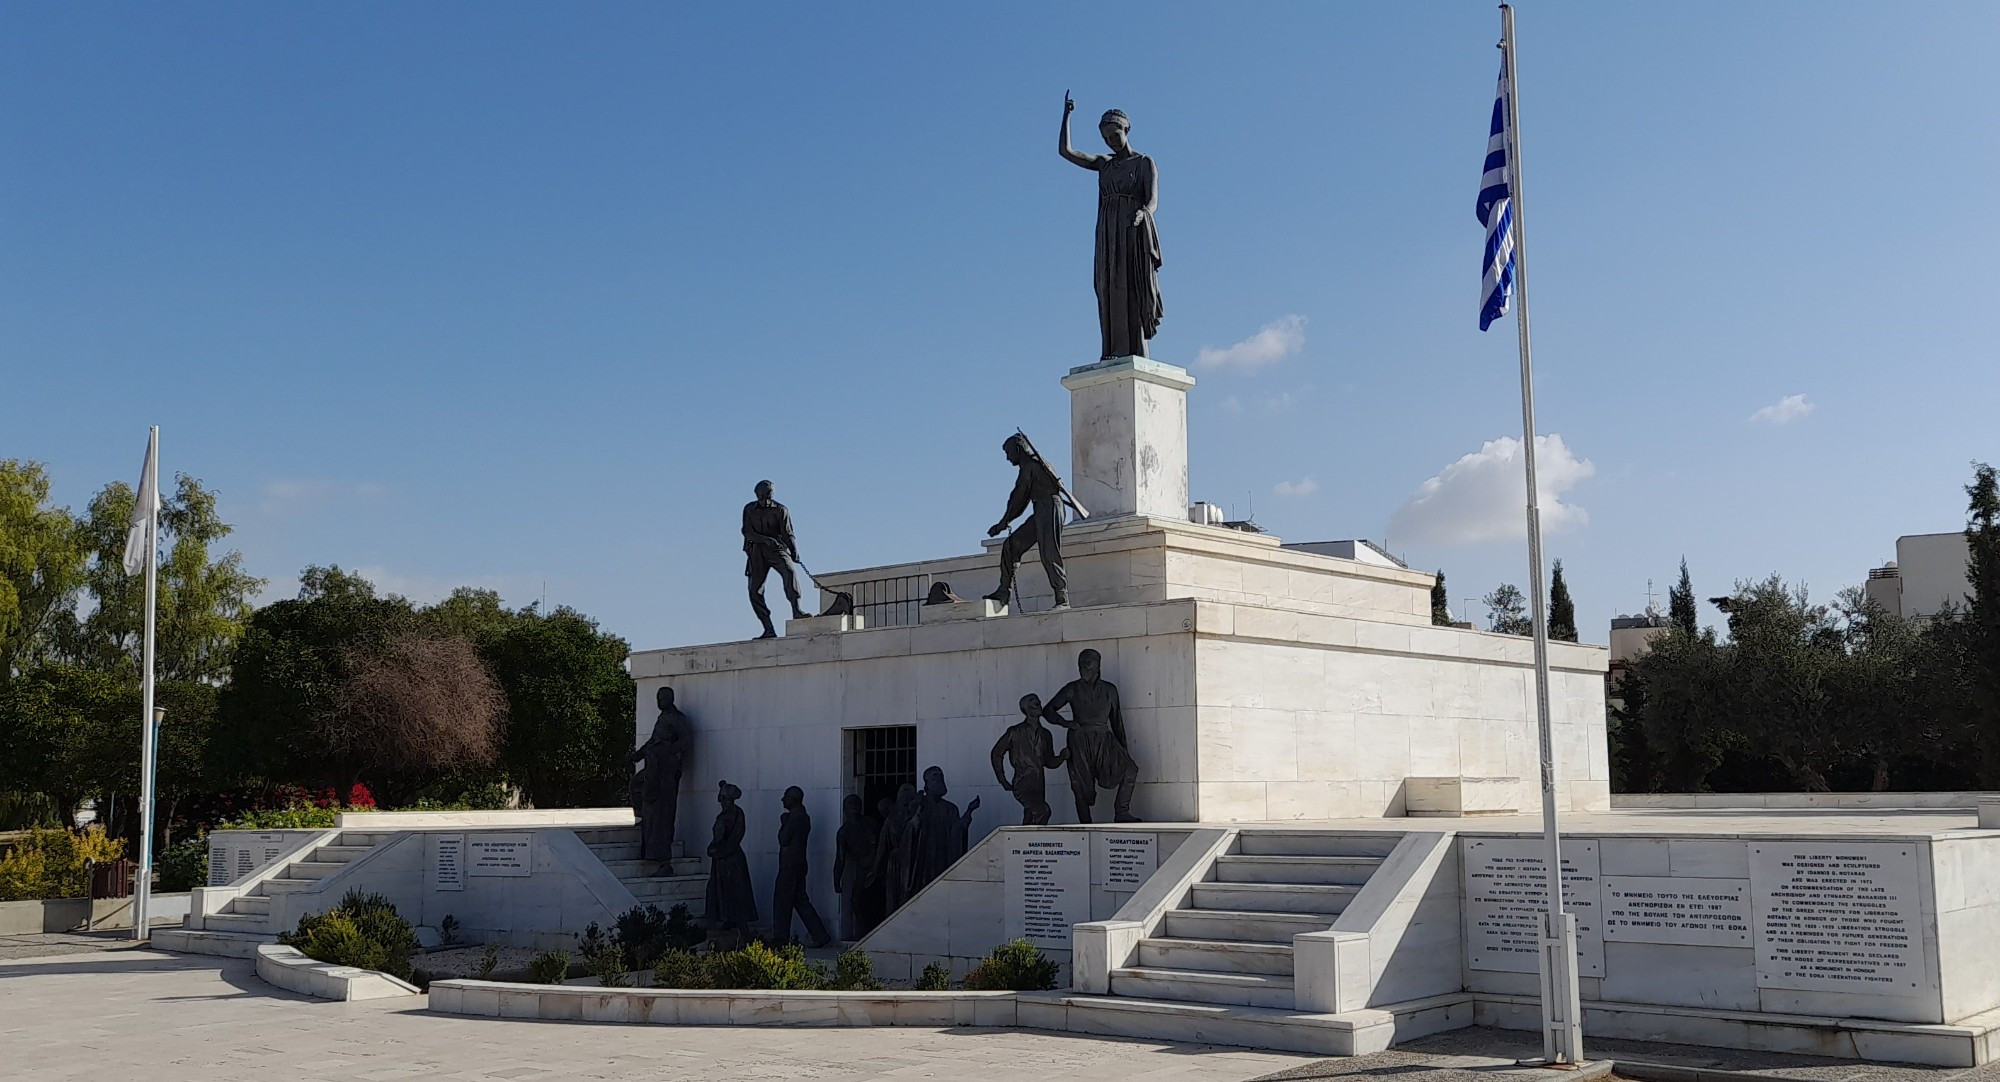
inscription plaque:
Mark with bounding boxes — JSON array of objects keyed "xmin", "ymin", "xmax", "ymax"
[
  {"xmin": 435, "ymin": 833, "xmax": 465, "ymax": 891},
  {"xmin": 1603, "ymin": 876, "xmax": 1751, "ymax": 946},
  {"xmin": 1098, "ymin": 832, "xmax": 1157, "ymax": 890},
  {"xmin": 1464, "ymin": 837, "xmax": 1604, "ymax": 975},
  {"xmin": 1004, "ymin": 830, "xmax": 1089, "ymax": 949},
  {"xmin": 1750, "ymin": 843, "xmax": 1923, "ymax": 995},
  {"xmin": 206, "ymin": 842, "xmax": 231, "ymax": 887},
  {"xmin": 468, "ymin": 832, "xmax": 533, "ymax": 877}
]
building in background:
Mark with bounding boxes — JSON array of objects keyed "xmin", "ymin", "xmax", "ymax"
[
  {"xmin": 1865, "ymin": 532, "xmax": 1972, "ymax": 620},
  {"xmin": 1606, "ymin": 604, "xmax": 1670, "ymax": 711}
]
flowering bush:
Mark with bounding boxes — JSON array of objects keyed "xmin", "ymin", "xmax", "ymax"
[
  {"xmin": 0, "ymin": 826, "xmax": 126, "ymax": 901},
  {"xmin": 346, "ymin": 783, "xmax": 377, "ymax": 809}
]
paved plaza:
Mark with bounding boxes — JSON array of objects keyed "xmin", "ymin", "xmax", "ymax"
[
  {"xmin": 1, "ymin": 946, "xmax": 1319, "ymax": 1081},
  {"xmin": 10, "ymin": 940, "xmax": 2000, "ymax": 1082}
]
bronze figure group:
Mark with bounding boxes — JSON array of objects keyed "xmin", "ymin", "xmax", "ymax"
[{"xmin": 992, "ymin": 648, "xmax": 1141, "ymax": 824}]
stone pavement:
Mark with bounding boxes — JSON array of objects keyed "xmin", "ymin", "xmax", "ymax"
[
  {"xmin": 1, "ymin": 947, "xmax": 1317, "ymax": 1081},
  {"xmin": 8, "ymin": 941, "xmax": 2000, "ymax": 1082},
  {"xmin": 0, "ymin": 930, "xmax": 142, "ymax": 961}
]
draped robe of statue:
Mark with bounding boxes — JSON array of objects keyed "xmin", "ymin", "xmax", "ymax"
[
  {"xmin": 703, "ymin": 791, "xmax": 757, "ymax": 929},
  {"xmin": 1089, "ymin": 150, "xmax": 1162, "ymax": 360},
  {"xmin": 833, "ymin": 796, "xmax": 882, "ymax": 940},
  {"xmin": 908, "ymin": 768, "xmax": 978, "ymax": 898}
]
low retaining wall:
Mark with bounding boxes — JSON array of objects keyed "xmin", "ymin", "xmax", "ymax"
[
  {"xmin": 1611, "ymin": 792, "xmax": 1990, "ymax": 810},
  {"xmin": 254, "ymin": 944, "xmax": 419, "ymax": 1001},
  {"xmin": 0, "ymin": 892, "xmax": 189, "ymax": 934},
  {"xmin": 427, "ymin": 979, "xmax": 1018, "ymax": 1026}
]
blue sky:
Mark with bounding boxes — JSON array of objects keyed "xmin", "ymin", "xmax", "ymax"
[{"xmin": 5, "ymin": 2, "xmax": 1997, "ymax": 648}]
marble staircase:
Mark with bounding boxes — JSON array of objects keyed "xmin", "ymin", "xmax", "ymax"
[
  {"xmin": 1109, "ymin": 831, "xmax": 1395, "ymax": 1009},
  {"xmin": 201, "ymin": 830, "xmax": 392, "ymax": 935},
  {"xmin": 575, "ymin": 827, "xmax": 707, "ymax": 909}
]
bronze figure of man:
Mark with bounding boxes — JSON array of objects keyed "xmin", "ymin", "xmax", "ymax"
[
  {"xmin": 1059, "ymin": 93, "xmax": 1162, "ymax": 361},
  {"xmin": 1043, "ymin": 648, "xmax": 1140, "ymax": 823},
  {"xmin": 991, "ymin": 693, "xmax": 1069, "ymax": 825},
  {"xmin": 742, "ymin": 479, "xmax": 811, "ymax": 639},
  {"xmin": 986, "ymin": 435, "xmax": 1068, "ymax": 609}
]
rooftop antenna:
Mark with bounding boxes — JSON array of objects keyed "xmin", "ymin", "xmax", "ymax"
[{"xmin": 1644, "ymin": 578, "xmax": 1657, "ymax": 610}]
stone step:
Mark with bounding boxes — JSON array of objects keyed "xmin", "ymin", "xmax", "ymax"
[
  {"xmin": 604, "ymin": 858, "xmax": 705, "ymax": 879},
  {"xmin": 286, "ymin": 861, "xmax": 345, "ymax": 881},
  {"xmin": 1213, "ymin": 854, "xmax": 1381, "ymax": 886},
  {"xmin": 151, "ymin": 927, "xmax": 275, "ymax": 960},
  {"xmin": 202, "ymin": 913, "xmax": 271, "ymax": 934},
  {"xmin": 1163, "ymin": 908, "xmax": 1341, "ymax": 944},
  {"xmin": 1137, "ymin": 937, "xmax": 1293, "ymax": 976},
  {"xmin": 313, "ymin": 844, "xmax": 373, "ymax": 863},
  {"xmin": 225, "ymin": 895, "xmax": 270, "ymax": 916},
  {"xmin": 1111, "ymin": 966, "xmax": 1297, "ymax": 1009},
  {"xmin": 1235, "ymin": 832, "xmax": 1401, "ymax": 858},
  {"xmin": 573, "ymin": 827, "xmax": 640, "ymax": 845},
  {"xmin": 255, "ymin": 878, "xmax": 317, "ymax": 895},
  {"xmin": 1041, "ymin": 993, "xmax": 1362, "ymax": 1056},
  {"xmin": 338, "ymin": 832, "xmax": 397, "ymax": 847},
  {"xmin": 1191, "ymin": 882, "xmax": 1358, "ymax": 915},
  {"xmin": 588, "ymin": 842, "xmax": 641, "ymax": 861}
]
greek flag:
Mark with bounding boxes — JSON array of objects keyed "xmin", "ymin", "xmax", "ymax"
[{"xmin": 1478, "ymin": 62, "xmax": 1515, "ymax": 332}]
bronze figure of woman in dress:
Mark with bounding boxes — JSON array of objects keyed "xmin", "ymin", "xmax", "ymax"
[{"xmin": 1059, "ymin": 93, "xmax": 1162, "ymax": 361}]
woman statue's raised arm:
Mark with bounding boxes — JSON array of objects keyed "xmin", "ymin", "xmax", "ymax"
[{"xmin": 1059, "ymin": 90, "xmax": 1102, "ymax": 169}]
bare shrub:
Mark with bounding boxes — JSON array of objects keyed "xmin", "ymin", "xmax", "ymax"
[{"xmin": 326, "ymin": 636, "xmax": 506, "ymax": 773}]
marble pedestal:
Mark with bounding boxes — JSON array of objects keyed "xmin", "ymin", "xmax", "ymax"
[{"xmin": 1061, "ymin": 357, "xmax": 1194, "ymax": 521}]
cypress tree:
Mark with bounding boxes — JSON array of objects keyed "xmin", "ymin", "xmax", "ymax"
[
  {"xmin": 1431, "ymin": 570, "xmax": 1453, "ymax": 626},
  {"xmin": 1967, "ymin": 463, "xmax": 2000, "ymax": 786},
  {"xmin": 1549, "ymin": 559, "xmax": 1578, "ymax": 642},
  {"xmin": 1668, "ymin": 558, "xmax": 1698, "ymax": 636}
]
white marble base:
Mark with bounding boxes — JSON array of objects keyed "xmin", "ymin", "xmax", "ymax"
[
  {"xmin": 1979, "ymin": 799, "xmax": 2000, "ymax": 828},
  {"xmin": 1061, "ymin": 357, "xmax": 1194, "ymax": 521},
  {"xmin": 786, "ymin": 613, "xmax": 865, "ymax": 636},
  {"xmin": 918, "ymin": 598, "xmax": 1006, "ymax": 623}
]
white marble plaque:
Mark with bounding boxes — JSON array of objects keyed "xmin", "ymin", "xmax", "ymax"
[
  {"xmin": 1463, "ymin": 837, "xmax": 1604, "ymax": 975},
  {"xmin": 1750, "ymin": 843, "xmax": 1924, "ymax": 995},
  {"xmin": 1004, "ymin": 830, "xmax": 1089, "ymax": 949},
  {"xmin": 468, "ymin": 832, "xmax": 533, "ymax": 877},
  {"xmin": 1603, "ymin": 876, "xmax": 1751, "ymax": 946},
  {"xmin": 1098, "ymin": 833, "xmax": 1157, "ymax": 890},
  {"xmin": 206, "ymin": 842, "xmax": 232, "ymax": 886},
  {"xmin": 233, "ymin": 847, "xmax": 257, "ymax": 879},
  {"xmin": 435, "ymin": 833, "xmax": 465, "ymax": 891}
]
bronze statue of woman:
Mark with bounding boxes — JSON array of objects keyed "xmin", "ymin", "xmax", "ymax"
[{"xmin": 1059, "ymin": 93, "xmax": 1162, "ymax": 361}]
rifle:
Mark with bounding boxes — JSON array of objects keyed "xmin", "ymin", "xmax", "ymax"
[{"xmin": 1014, "ymin": 428, "xmax": 1089, "ymax": 521}]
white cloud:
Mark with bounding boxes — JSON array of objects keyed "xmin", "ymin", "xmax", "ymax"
[
  {"xmin": 1195, "ymin": 315, "xmax": 1306, "ymax": 372},
  {"xmin": 1274, "ymin": 477, "xmax": 1318, "ymax": 498},
  {"xmin": 1387, "ymin": 434, "xmax": 1594, "ymax": 546},
  {"xmin": 1219, "ymin": 395, "xmax": 1245, "ymax": 417},
  {"xmin": 1749, "ymin": 393, "xmax": 1814, "ymax": 425}
]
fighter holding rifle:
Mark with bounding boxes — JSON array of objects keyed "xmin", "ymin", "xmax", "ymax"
[{"xmin": 985, "ymin": 430, "xmax": 1087, "ymax": 610}]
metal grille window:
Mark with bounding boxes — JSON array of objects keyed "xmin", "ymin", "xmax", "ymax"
[{"xmin": 849, "ymin": 725, "xmax": 918, "ymax": 815}]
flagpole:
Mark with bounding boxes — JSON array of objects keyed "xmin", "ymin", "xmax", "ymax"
[
  {"xmin": 1499, "ymin": 4, "xmax": 1582, "ymax": 1065},
  {"xmin": 132, "ymin": 425, "xmax": 160, "ymax": 941}
]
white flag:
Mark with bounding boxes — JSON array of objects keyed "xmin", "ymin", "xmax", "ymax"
[{"xmin": 121, "ymin": 433, "xmax": 158, "ymax": 575}]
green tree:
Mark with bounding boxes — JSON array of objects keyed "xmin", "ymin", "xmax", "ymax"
[
  {"xmin": 1668, "ymin": 558, "xmax": 1699, "ymax": 637},
  {"xmin": 63, "ymin": 475, "xmax": 262, "ymax": 683},
  {"xmin": 1430, "ymin": 571, "xmax": 1452, "ymax": 626},
  {"xmin": 212, "ymin": 566, "xmax": 419, "ymax": 787},
  {"xmin": 0, "ymin": 665, "xmax": 139, "ymax": 825},
  {"xmin": 1483, "ymin": 584, "xmax": 1532, "ymax": 636},
  {"xmin": 1966, "ymin": 462, "xmax": 2000, "ymax": 785},
  {"xmin": 1548, "ymin": 560, "xmax": 1578, "ymax": 643},
  {"xmin": 487, "ymin": 607, "xmax": 635, "ymax": 807},
  {"xmin": 1631, "ymin": 624, "xmax": 1730, "ymax": 791},
  {"xmin": 0, "ymin": 461, "xmax": 87, "ymax": 680}
]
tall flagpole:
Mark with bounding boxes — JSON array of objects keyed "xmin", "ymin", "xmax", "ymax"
[
  {"xmin": 1499, "ymin": 4, "xmax": 1582, "ymax": 1064},
  {"xmin": 133, "ymin": 425, "xmax": 160, "ymax": 941}
]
